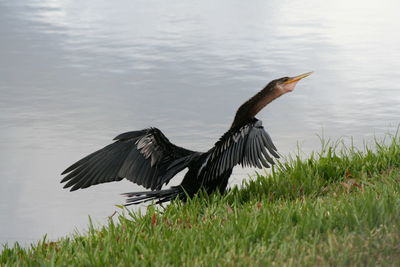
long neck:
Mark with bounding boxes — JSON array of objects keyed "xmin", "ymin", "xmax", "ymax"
[{"xmin": 230, "ymin": 84, "xmax": 282, "ymax": 130}]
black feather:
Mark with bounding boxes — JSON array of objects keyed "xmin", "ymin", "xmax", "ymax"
[{"xmin": 61, "ymin": 119, "xmax": 280, "ymax": 205}]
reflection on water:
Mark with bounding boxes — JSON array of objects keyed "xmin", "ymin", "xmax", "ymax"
[{"xmin": 1, "ymin": 0, "xmax": 400, "ymax": 246}]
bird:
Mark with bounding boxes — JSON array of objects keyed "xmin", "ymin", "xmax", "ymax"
[{"xmin": 61, "ymin": 72, "xmax": 312, "ymax": 205}]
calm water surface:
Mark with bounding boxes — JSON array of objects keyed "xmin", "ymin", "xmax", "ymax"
[{"xmin": 1, "ymin": 0, "xmax": 400, "ymax": 246}]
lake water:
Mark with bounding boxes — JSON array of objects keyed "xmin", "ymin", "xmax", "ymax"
[{"xmin": 1, "ymin": 0, "xmax": 400, "ymax": 247}]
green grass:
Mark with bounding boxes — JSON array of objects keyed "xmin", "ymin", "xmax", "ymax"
[{"xmin": 2, "ymin": 136, "xmax": 400, "ymax": 266}]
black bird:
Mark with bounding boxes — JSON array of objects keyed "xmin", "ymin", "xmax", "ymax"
[{"xmin": 61, "ymin": 72, "xmax": 312, "ymax": 205}]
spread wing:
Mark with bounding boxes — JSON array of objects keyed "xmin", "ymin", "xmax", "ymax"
[
  {"xmin": 199, "ymin": 119, "xmax": 279, "ymax": 182},
  {"xmin": 61, "ymin": 128, "xmax": 197, "ymax": 191}
]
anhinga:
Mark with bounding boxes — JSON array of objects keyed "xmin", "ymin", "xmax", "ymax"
[{"xmin": 61, "ymin": 72, "xmax": 312, "ymax": 205}]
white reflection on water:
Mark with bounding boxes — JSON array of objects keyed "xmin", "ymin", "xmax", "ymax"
[{"xmin": 0, "ymin": 0, "xmax": 400, "ymax": 246}]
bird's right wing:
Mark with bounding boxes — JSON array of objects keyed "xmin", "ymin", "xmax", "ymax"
[
  {"xmin": 199, "ymin": 119, "xmax": 279, "ymax": 182},
  {"xmin": 61, "ymin": 128, "xmax": 197, "ymax": 191}
]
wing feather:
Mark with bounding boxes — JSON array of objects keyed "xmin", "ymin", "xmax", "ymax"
[
  {"xmin": 61, "ymin": 128, "xmax": 198, "ymax": 191},
  {"xmin": 261, "ymin": 131, "xmax": 279, "ymax": 158},
  {"xmin": 199, "ymin": 119, "xmax": 279, "ymax": 182}
]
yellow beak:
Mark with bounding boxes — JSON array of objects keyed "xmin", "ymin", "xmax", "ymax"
[{"xmin": 284, "ymin": 72, "xmax": 313, "ymax": 84}]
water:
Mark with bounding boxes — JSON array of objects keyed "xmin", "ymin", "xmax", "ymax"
[{"xmin": 1, "ymin": 0, "xmax": 400, "ymax": 247}]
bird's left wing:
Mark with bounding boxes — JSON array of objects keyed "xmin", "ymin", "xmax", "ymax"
[
  {"xmin": 61, "ymin": 128, "xmax": 197, "ymax": 191},
  {"xmin": 199, "ymin": 119, "xmax": 279, "ymax": 182}
]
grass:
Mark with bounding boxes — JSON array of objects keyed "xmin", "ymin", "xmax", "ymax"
[{"xmin": 1, "ymin": 136, "xmax": 400, "ymax": 266}]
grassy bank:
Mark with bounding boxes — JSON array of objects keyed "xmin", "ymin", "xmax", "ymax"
[{"xmin": 1, "ymin": 137, "xmax": 400, "ymax": 266}]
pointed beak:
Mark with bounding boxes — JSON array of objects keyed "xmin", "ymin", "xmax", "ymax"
[{"xmin": 284, "ymin": 72, "xmax": 313, "ymax": 84}]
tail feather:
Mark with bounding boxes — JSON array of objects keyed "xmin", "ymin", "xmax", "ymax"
[{"xmin": 123, "ymin": 186, "xmax": 183, "ymax": 206}]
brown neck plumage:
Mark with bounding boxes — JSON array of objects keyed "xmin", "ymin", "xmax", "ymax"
[{"xmin": 230, "ymin": 83, "xmax": 281, "ymax": 130}]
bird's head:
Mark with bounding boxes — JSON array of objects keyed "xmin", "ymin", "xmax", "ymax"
[
  {"xmin": 230, "ymin": 71, "xmax": 313, "ymax": 130},
  {"xmin": 269, "ymin": 71, "xmax": 313, "ymax": 96}
]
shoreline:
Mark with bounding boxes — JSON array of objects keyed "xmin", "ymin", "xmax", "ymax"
[{"xmin": 2, "ymin": 137, "xmax": 400, "ymax": 265}]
